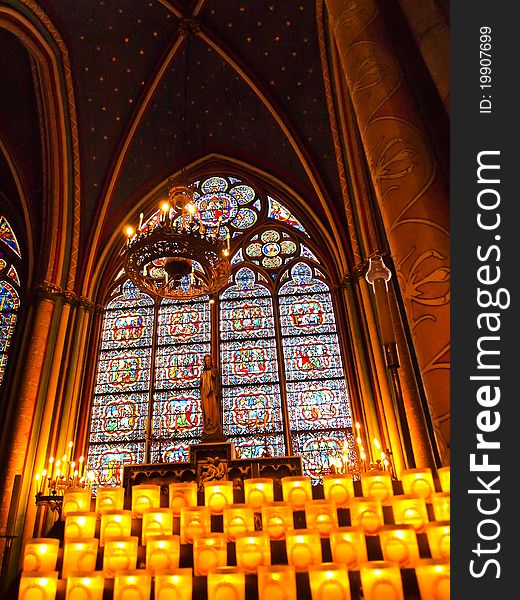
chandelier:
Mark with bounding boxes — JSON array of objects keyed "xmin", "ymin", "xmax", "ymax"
[
  {"xmin": 122, "ymin": 181, "xmax": 231, "ymax": 299},
  {"xmin": 122, "ymin": 18, "xmax": 230, "ymax": 300}
]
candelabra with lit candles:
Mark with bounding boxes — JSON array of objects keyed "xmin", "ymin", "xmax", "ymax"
[{"xmin": 34, "ymin": 441, "xmax": 94, "ymax": 511}]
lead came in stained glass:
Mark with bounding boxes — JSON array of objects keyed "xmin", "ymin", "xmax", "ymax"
[
  {"xmin": 222, "ymin": 384, "xmax": 283, "ymax": 435},
  {"xmin": 201, "ymin": 176, "xmax": 228, "ymax": 193},
  {"xmin": 292, "ymin": 431, "xmax": 354, "ymax": 482},
  {"xmin": 0, "ymin": 216, "xmax": 21, "ymax": 257},
  {"xmin": 152, "ymin": 390, "xmax": 202, "ymax": 438},
  {"xmin": 232, "ymin": 434, "xmax": 285, "ymax": 459},
  {"xmin": 230, "ymin": 184, "xmax": 255, "ymax": 205},
  {"xmin": 220, "ymin": 296, "xmax": 273, "ymax": 340},
  {"xmin": 150, "ymin": 441, "xmax": 190, "ymax": 464},
  {"xmin": 89, "ymin": 393, "xmax": 149, "ymax": 442},
  {"xmin": 231, "ymin": 208, "xmax": 257, "ymax": 229},
  {"xmin": 155, "ymin": 343, "xmax": 209, "ymax": 389},
  {"xmin": 88, "ymin": 442, "xmax": 145, "ymax": 488},
  {"xmin": 287, "ymin": 380, "xmax": 350, "ymax": 431}
]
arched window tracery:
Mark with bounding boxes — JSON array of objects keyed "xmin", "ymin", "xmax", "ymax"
[{"xmin": 86, "ymin": 175, "xmax": 354, "ymax": 485}]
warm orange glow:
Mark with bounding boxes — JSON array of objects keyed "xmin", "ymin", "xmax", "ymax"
[
  {"xmin": 359, "ymin": 561, "xmax": 405, "ymax": 600},
  {"xmin": 193, "ymin": 533, "xmax": 227, "ymax": 576},
  {"xmin": 207, "ymin": 567, "xmax": 245, "ymax": 600},
  {"xmin": 330, "ymin": 526, "xmax": 368, "ymax": 569},
  {"xmin": 286, "ymin": 529, "xmax": 322, "ymax": 571},
  {"xmin": 235, "ymin": 531, "xmax": 271, "ymax": 573}
]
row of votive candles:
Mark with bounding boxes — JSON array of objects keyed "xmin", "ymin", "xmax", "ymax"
[
  {"xmin": 23, "ymin": 517, "xmax": 449, "ymax": 579},
  {"xmin": 59, "ymin": 467, "xmax": 449, "ymax": 522},
  {"xmin": 19, "ymin": 560, "xmax": 450, "ymax": 600}
]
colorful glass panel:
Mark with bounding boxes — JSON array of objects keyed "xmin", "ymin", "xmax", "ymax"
[
  {"xmin": 150, "ymin": 441, "xmax": 190, "ymax": 464},
  {"xmin": 232, "ymin": 434, "xmax": 285, "ymax": 459},
  {"xmin": 286, "ymin": 380, "xmax": 350, "ymax": 431},
  {"xmin": 87, "ymin": 442, "xmax": 145, "ymax": 488},
  {"xmin": 230, "ymin": 184, "xmax": 255, "ymax": 205},
  {"xmin": 220, "ymin": 267, "xmax": 283, "ymax": 445},
  {"xmin": 231, "ymin": 248, "xmax": 244, "ymax": 266},
  {"xmin": 267, "ymin": 197, "xmax": 306, "ymax": 233},
  {"xmin": 201, "ymin": 176, "xmax": 228, "ymax": 193},
  {"xmin": 231, "ymin": 208, "xmax": 257, "ymax": 229},
  {"xmin": 292, "ymin": 431, "xmax": 354, "ymax": 483},
  {"xmin": 0, "ymin": 257, "xmax": 6, "ymax": 271},
  {"xmin": 152, "ymin": 390, "xmax": 202, "ymax": 438},
  {"xmin": 0, "ymin": 216, "xmax": 21, "ymax": 257},
  {"xmin": 89, "ymin": 393, "xmax": 149, "ymax": 442}
]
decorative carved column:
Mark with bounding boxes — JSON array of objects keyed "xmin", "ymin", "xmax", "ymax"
[
  {"xmin": 398, "ymin": 0, "xmax": 450, "ymax": 113},
  {"xmin": 325, "ymin": 0, "xmax": 450, "ymax": 461}
]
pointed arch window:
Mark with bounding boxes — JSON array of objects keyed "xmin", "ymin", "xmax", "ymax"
[
  {"xmin": 0, "ymin": 216, "xmax": 22, "ymax": 388},
  {"xmin": 87, "ymin": 174, "xmax": 354, "ymax": 485}
]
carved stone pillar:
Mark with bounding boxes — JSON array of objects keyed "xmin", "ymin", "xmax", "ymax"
[{"xmin": 325, "ymin": 0, "xmax": 450, "ymax": 461}]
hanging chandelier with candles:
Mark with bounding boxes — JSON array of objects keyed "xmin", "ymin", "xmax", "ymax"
[
  {"xmin": 122, "ymin": 180, "xmax": 231, "ymax": 300},
  {"xmin": 121, "ymin": 18, "xmax": 231, "ymax": 300}
]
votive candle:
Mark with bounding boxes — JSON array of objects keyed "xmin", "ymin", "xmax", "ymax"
[
  {"xmin": 415, "ymin": 558, "xmax": 450, "ymax": 600},
  {"xmin": 235, "ymin": 531, "xmax": 271, "ymax": 573},
  {"xmin": 391, "ymin": 495, "xmax": 429, "ymax": 533},
  {"xmin": 169, "ymin": 482, "xmax": 198, "ymax": 517},
  {"xmin": 401, "ymin": 468, "xmax": 435, "ymax": 501},
  {"xmin": 322, "ymin": 474, "xmax": 355, "ymax": 508},
  {"xmin": 431, "ymin": 492, "xmax": 451, "ymax": 521},
  {"xmin": 62, "ymin": 487, "xmax": 92, "ymax": 520},
  {"xmin": 304, "ymin": 500, "xmax": 339, "ymax": 537},
  {"xmin": 223, "ymin": 504, "xmax": 255, "ymax": 541},
  {"xmin": 180, "ymin": 506, "xmax": 211, "ymax": 544},
  {"xmin": 437, "ymin": 467, "xmax": 450, "ymax": 493},
  {"xmin": 281, "ymin": 476, "xmax": 312, "ymax": 511},
  {"xmin": 18, "ymin": 572, "xmax": 58, "ymax": 600},
  {"xmin": 113, "ymin": 570, "xmax": 151, "ymax": 600},
  {"xmin": 62, "ymin": 538, "xmax": 99, "ymax": 577},
  {"xmin": 329, "ymin": 526, "xmax": 368, "ymax": 569},
  {"xmin": 286, "ymin": 529, "xmax": 322, "ymax": 572},
  {"xmin": 207, "ymin": 567, "xmax": 245, "ymax": 600},
  {"xmin": 308, "ymin": 563, "xmax": 351, "ymax": 600},
  {"xmin": 22, "ymin": 538, "xmax": 60, "ymax": 572},
  {"xmin": 261, "ymin": 502, "xmax": 294, "ymax": 541},
  {"xmin": 131, "ymin": 484, "xmax": 161, "ymax": 518},
  {"xmin": 142, "ymin": 508, "xmax": 174, "ymax": 545},
  {"xmin": 360, "ymin": 471, "xmax": 394, "ymax": 504},
  {"xmin": 102, "ymin": 537, "xmax": 139, "ymax": 578},
  {"xmin": 359, "ymin": 561, "xmax": 405, "ymax": 600},
  {"xmin": 243, "ymin": 478, "xmax": 275, "ymax": 510},
  {"xmin": 99, "ymin": 510, "xmax": 132, "ymax": 547},
  {"xmin": 64, "ymin": 512, "xmax": 96, "ymax": 542},
  {"xmin": 378, "ymin": 524, "xmax": 420, "ymax": 567},
  {"xmin": 146, "ymin": 535, "xmax": 181, "ymax": 573},
  {"xmin": 154, "ymin": 569, "xmax": 193, "ymax": 600},
  {"xmin": 425, "ymin": 521, "xmax": 450, "ymax": 559},
  {"xmin": 65, "ymin": 572, "xmax": 104, "ymax": 600},
  {"xmin": 349, "ymin": 497, "xmax": 385, "ymax": 535},
  {"xmin": 193, "ymin": 532, "xmax": 227, "ymax": 576},
  {"xmin": 204, "ymin": 481, "xmax": 234, "ymax": 515},
  {"xmin": 257, "ymin": 565, "xmax": 297, "ymax": 600},
  {"xmin": 95, "ymin": 486, "xmax": 125, "ymax": 516}
]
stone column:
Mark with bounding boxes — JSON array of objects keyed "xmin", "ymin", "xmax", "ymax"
[{"xmin": 326, "ymin": 0, "xmax": 450, "ymax": 461}]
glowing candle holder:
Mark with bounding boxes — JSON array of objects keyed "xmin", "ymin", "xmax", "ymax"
[
  {"xmin": 22, "ymin": 538, "xmax": 60, "ymax": 572},
  {"xmin": 95, "ymin": 486, "xmax": 125, "ymax": 516},
  {"xmin": 361, "ymin": 470, "xmax": 394, "ymax": 504},
  {"xmin": 329, "ymin": 526, "xmax": 368, "ymax": 569},
  {"xmin": 62, "ymin": 487, "xmax": 92, "ymax": 519},
  {"xmin": 431, "ymin": 492, "xmax": 450, "ymax": 521},
  {"xmin": 349, "ymin": 497, "xmax": 385, "ymax": 535},
  {"xmin": 391, "ymin": 495, "xmax": 429, "ymax": 533},
  {"xmin": 102, "ymin": 536, "xmax": 139, "ymax": 578},
  {"xmin": 180, "ymin": 506, "xmax": 211, "ymax": 544},
  {"xmin": 100, "ymin": 510, "xmax": 132, "ymax": 547},
  {"xmin": 131, "ymin": 484, "xmax": 161, "ymax": 518},
  {"xmin": 64, "ymin": 512, "xmax": 97, "ymax": 542},
  {"xmin": 207, "ymin": 567, "xmax": 246, "ymax": 600},
  {"xmin": 286, "ymin": 529, "xmax": 322, "ymax": 572},
  {"xmin": 304, "ymin": 500, "xmax": 338, "ymax": 537},
  {"xmin": 65, "ymin": 572, "xmax": 104, "ymax": 600},
  {"xmin": 261, "ymin": 502, "xmax": 294, "ymax": 541},
  {"xmin": 204, "ymin": 480, "xmax": 234, "ymax": 515},
  {"xmin": 437, "ymin": 466, "xmax": 450, "ymax": 493},
  {"xmin": 308, "ymin": 563, "xmax": 351, "ymax": 600},
  {"xmin": 169, "ymin": 482, "xmax": 198, "ymax": 517},
  {"xmin": 155, "ymin": 569, "xmax": 193, "ymax": 600},
  {"xmin": 425, "ymin": 521, "xmax": 450, "ymax": 559},
  {"xmin": 113, "ymin": 570, "xmax": 151, "ymax": 600},
  {"xmin": 193, "ymin": 532, "xmax": 227, "ymax": 576},
  {"xmin": 359, "ymin": 561, "xmax": 405, "ymax": 600},
  {"xmin": 378, "ymin": 524, "xmax": 420, "ymax": 567},
  {"xmin": 142, "ymin": 508, "xmax": 174, "ymax": 545},
  {"xmin": 322, "ymin": 474, "xmax": 355, "ymax": 508},
  {"xmin": 243, "ymin": 478, "xmax": 274, "ymax": 510},
  {"xmin": 257, "ymin": 565, "xmax": 297, "ymax": 600},
  {"xmin": 415, "ymin": 558, "xmax": 450, "ymax": 600},
  {"xmin": 223, "ymin": 504, "xmax": 255, "ymax": 541},
  {"xmin": 235, "ymin": 531, "xmax": 271, "ymax": 573},
  {"xmin": 281, "ymin": 476, "xmax": 312, "ymax": 510},
  {"xmin": 18, "ymin": 572, "xmax": 58, "ymax": 600},
  {"xmin": 401, "ymin": 468, "xmax": 435, "ymax": 501},
  {"xmin": 62, "ymin": 538, "xmax": 99, "ymax": 577},
  {"xmin": 146, "ymin": 535, "xmax": 181, "ymax": 573}
]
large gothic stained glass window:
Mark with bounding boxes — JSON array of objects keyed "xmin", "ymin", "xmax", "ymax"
[
  {"xmin": 0, "ymin": 216, "xmax": 22, "ymax": 388},
  {"xmin": 87, "ymin": 174, "xmax": 354, "ymax": 484}
]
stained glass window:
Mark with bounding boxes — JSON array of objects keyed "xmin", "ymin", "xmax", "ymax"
[
  {"xmin": 0, "ymin": 216, "xmax": 22, "ymax": 388},
  {"xmin": 279, "ymin": 263, "xmax": 352, "ymax": 481},
  {"xmin": 88, "ymin": 174, "xmax": 353, "ymax": 485}
]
